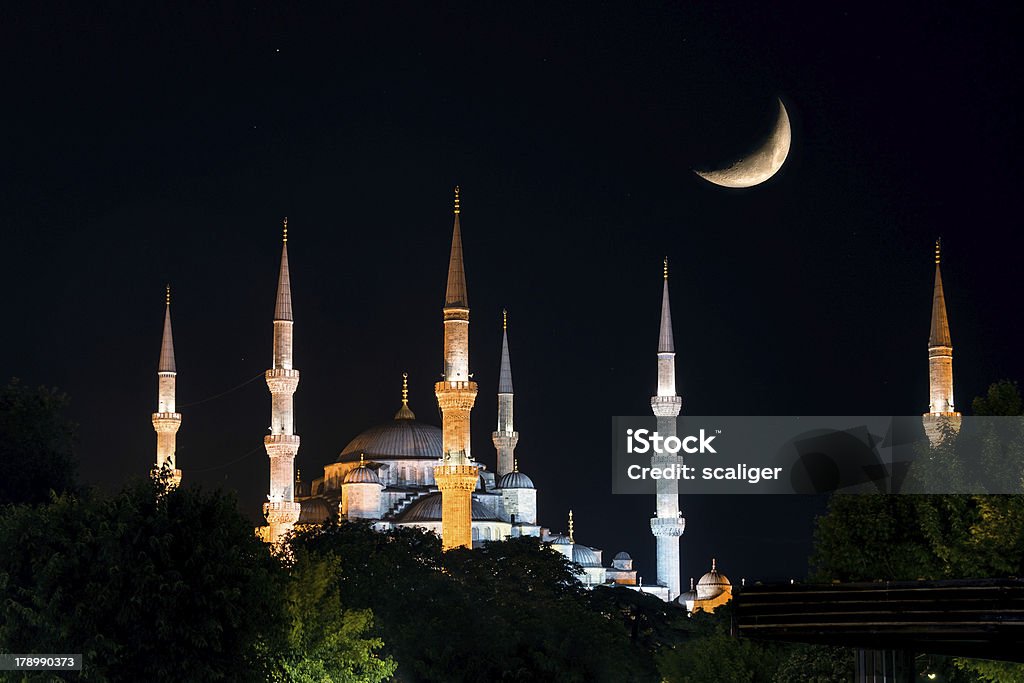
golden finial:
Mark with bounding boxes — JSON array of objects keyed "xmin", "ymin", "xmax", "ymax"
[
  {"xmin": 934, "ymin": 238, "xmax": 941, "ymax": 265},
  {"xmin": 711, "ymin": 557, "xmax": 717, "ymax": 572},
  {"xmin": 568, "ymin": 509, "xmax": 575, "ymax": 543},
  {"xmin": 453, "ymin": 185, "xmax": 460, "ymax": 215},
  {"xmin": 690, "ymin": 577, "xmax": 695, "ymax": 591},
  {"xmin": 359, "ymin": 453, "xmax": 365, "ymax": 467},
  {"xmin": 502, "ymin": 308, "xmax": 508, "ymax": 332},
  {"xmin": 165, "ymin": 284, "xmax": 171, "ymax": 306},
  {"xmin": 296, "ymin": 468, "xmax": 301, "ymax": 484},
  {"xmin": 283, "ymin": 217, "xmax": 289, "ymax": 244},
  {"xmin": 401, "ymin": 372, "xmax": 409, "ymax": 405},
  {"xmin": 663, "ymin": 256, "xmax": 669, "ymax": 281},
  {"xmin": 514, "ymin": 458, "xmax": 519, "ymax": 472}
]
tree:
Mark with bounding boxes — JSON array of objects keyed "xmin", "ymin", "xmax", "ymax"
[
  {"xmin": 809, "ymin": 380, "xmax": 1024, "ymax": 681},
  {"xmin": 288, "ymin": 523, "xmax": 655, "ymax": 682},
  {"xmin": 282, "ymin": 550, "xmax": 396, "ymax": 682},
  {"xmin": 0, "ymin": 378, "xmax": 78, "ymax": 505},
  {"xmin": 654, "ymin": 606, "xmax": 787, "ymax": 683},
  {"xmin": 972, "ymin": 380, "xmax": 1024, "ymax": 417},
  {"xmin": 0, "ymin": 477, "xmax": 284, "ymax": 681}
]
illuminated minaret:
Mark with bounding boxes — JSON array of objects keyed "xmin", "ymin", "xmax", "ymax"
[
  {"xmin": 650, "ymin": 257, "xmax": 684, "ymax": 601},
  {"xmin": 433, "ymin": 186, "xmax": 479, "ymax": 550},
  {"xmin": 263, "ymin": 218, "xmax": 301, "ymax": 543},
  {"xmin": 151, "ymin": 285, "xmax": 182, "ymax": 487},
  {"xmin": 923, "ymin": 239, "xmax": 961, "ymax": 445},
  {"xmin": 492, "ymin": 309, "xmax": 518, "ymax": 478}
]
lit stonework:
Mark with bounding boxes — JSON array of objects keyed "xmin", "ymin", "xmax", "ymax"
[
  {"xmin": 263, "ymin": 219, "xmax": 301, "ymax": 543},
  {"xmin": 152, "ymin": 285, "xmax": 182, "ymax": 487},
  {"xmin": 650, "ymin": 258, "xmax": 684, "ymax": 601},
  {"xmin": 434, "ymin": 186, "xmax": 479, "ymax": 550},
  {"xmin": 492, "ymin": 309, "xmax": 518, "ymax": 478},
  {"xmin": 923, "ymin": 240, "xmax": 961, "ymax": 445}
]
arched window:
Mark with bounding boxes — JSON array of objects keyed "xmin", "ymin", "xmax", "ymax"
[{"xmin": 472, "ymin": 526, "xmax": 479, "ymax": 541}]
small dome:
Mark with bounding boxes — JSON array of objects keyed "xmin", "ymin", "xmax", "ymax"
[
  {"xmin": 696, "ymin": 560, "xmax": 731, "ymax": 600},
  {"xmin": 498, "ymin": 470, "xmax": 535, "ymax": 489},
  {"xmin": 613, "ymin": 551, "xmax": 631, "ymax": 561},
  {"xmin": 298, "ymin": 497, "xmax": 332, "ymax": 525},
  {"xmin": 344, "ymin": 464, "xmax": 382, "ymax": 485},
  {"xmin": 398, "ymin": 492, "xmax": 497, "ymax": 523},
  {"xmin": 551, "ymin": 534, "xmax": 572, "ymax": 545},
  {"xmin": 571, "ymin": 544, "xmax": 602, "ymax": 568}
]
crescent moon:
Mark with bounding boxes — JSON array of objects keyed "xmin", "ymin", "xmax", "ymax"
[{"xmin": 695, "ymin": 98, "xmax": 791, "ymax": 188}]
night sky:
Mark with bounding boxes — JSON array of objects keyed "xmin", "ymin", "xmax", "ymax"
[{"xmin": 3, "ymin": 3, "xmax": 1022, "ymax": 583}]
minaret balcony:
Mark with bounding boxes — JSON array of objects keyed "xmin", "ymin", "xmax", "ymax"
[
  {"xmin": 651, "ymin": 395, "xmax": 682, "ymax": 417},
  {"xmin": 266, "ymin": 368, "xmax": 300, "ymax": 393},
  {"xmin": 433, "ymin": 464, "xmax": 479, "ymax": 491},
  {"xmin": 263, "ymin": 500, "xmax": 301, "ymax": 526},
  {"xmin": 265, "ymin": 434, "xmax": 301, "ymax": 458},
  {"xmin": 650, "ymin": 516, "xmax": 686, "ymax": 537}
]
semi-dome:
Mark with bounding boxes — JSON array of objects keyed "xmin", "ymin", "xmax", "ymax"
[
  {"xmin": 571, "ymin": 544, "xmax": 602, "ymax": 567},
  {"xmin": 298, "ymin": 497, "xmax": 332, "ymax": 525},
  {"xmin": 343, "ymin": 463, "xmax": 382, "ymax": 485},
  {"xmin": 337, "ymin": 418, "xmax": 442, "ymax": 462},
  {"xmin": 613, "ymin": 551, "xmax": 631, "ymax": 561},
  {"xmin": 498, "ymin": 470, "xmax": 535, "ymax": 489},
  {"xmin": 397, "ymin": 492, "xmax": 497, "ymax": 523},
  {"xmin": 550, "ymin": 534, "xmax": 572, "ymax": 545},
  {"xmin": 696, "ymin": 559, "xmax": 731, "ymax": 600}
]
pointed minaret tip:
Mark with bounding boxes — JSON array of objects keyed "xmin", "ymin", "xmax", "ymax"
[
  {"xmin": 444, "ymin": 186, "xmax": 469, "ymax": 308},
  {"xmin": 158, "ymin": 285, "xmax": 176, "ymax": 373},
  {"xmin": 658, "ymin": 258, "xmax": 675, "ymax": 354},
  {"xmin": 274, "ymin": 219, "xmax": 294, "ymax": 322},
  {"xmin": 929, "ymin": 239, "xmax": 952, "ymax": 348},
  {"xmin": 498, "ymin": 310, "xmax": 514, "ymax": 393},
  {"xmin": 395, "ymin": 372, "xmax": 417, "ymax": 420},
  {"xmin": 568, "ymin": 509, "xmax": 575, "ymax": 543}
]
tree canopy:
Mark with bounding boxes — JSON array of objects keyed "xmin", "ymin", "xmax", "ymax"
[{"xmin": 0, "ymin": 378, "xmax": 78, "ymax": 505}]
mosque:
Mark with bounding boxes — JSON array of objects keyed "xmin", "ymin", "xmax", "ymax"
[{"xmin": 146, "ymin": 186, "xmax": 958, "ymax": 609}]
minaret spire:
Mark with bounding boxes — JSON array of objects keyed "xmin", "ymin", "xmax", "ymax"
[
  {"xmin": 658, "ymin": 257, "xmax": 674, "ymax": 355},
  {"xmin": 923, "ymin": 238, "xmax": 961, "ymax": 445},
  {"xmin": 262, "ymin": 219, "xmax": 301, "ymax": 543},
  {"xmin": 445, "ymin": 186, "xmax": 468, "ymax": 308},
  {"xmin": 274, "ymin": 217, "xmax": 293, "ymax": 323},
  {"xmin": 493, "ymin": 309, "xmax": 519, "ymax": 477},
  {"xmin": 434, "ymin": 185, "xmax": 479, "ymax": 550},
  {"xmin": 568, "ymin": 509, "xmax": 575, "ymax": 543},
  {"xmin": 650, "ymin": 257, "xmax": 684, "ymax": 601},
  {"xmin": 152, "ymin": 285, "xmax": 182, "ymax": 487}
]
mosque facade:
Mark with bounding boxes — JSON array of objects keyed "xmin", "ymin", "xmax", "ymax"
[{"xmin": 148, "ymin": 189, "xmax": 959, "ymax": 605}]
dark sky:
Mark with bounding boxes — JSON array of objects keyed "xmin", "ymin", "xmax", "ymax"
[{"xmin": 2, "ymin": 2, "xmax": 1022, "ymax": 583}]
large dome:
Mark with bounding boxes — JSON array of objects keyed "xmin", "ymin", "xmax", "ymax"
[
  {"xmin": 338, "ymin": 418, "xmax": 442, "ymax": 463},
  {"xmin": 397, "ymin": 492, "xmax": 497, "ymax": 523}
]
